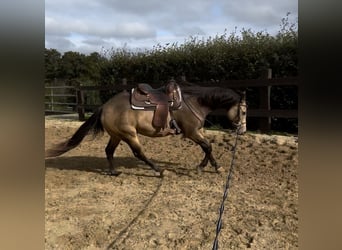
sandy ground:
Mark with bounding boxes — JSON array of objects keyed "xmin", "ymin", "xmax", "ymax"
[{"xmin": 45, "ymin": 118, "xmax": 298, "ymax": 249}]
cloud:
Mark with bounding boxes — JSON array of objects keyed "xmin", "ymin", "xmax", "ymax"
[
  {"xmin": 45, "ymin": 0, "xmax": 298, "ymax": 54},
  {"xmin": 45, "ymin": 17, "xmax": 70, "ymax": 36},
  {"xmin": 46, "ymin": 15, "xmax": 155, "ymax": 39},
  {"xmin": 99, "ymin": 0, "xmax": 212, "ymax": 18},
  {"xmin": 45, "ymin": 36, "xmax": 77, "ymax": 52},
  {"xmin": 112, "ymin": 22, "xmax": 156, "ymax": 39},
  {"xmin": 82, "ymin": 38, "xmax": 107, "ymax": 46},
  {"xmin": 222, "ymin": 0, "xmax": 297, "ymax": 27},
  {"xmin": 174, "ymin": 26, "xmax": 206, "ymax": 37}
]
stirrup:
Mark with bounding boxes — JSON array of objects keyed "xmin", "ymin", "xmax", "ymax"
[{"xmin": 170, "ymin": 119, "xmax": 181, "ymax": 134}]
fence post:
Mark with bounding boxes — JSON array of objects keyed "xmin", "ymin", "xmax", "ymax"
[
  {"xmin": 50, "ymin": 87, "xmax": 54, "ymax": 111},
  {"xmin": 76, "ymin": 87, "xmax": 85, "ymax": 121},
  {"xmin": 258, "ymin": 68, "xmax": 272, "ymax": 132}
]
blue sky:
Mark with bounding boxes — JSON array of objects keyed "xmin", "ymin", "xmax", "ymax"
[{"xmin": 45, "ymin": 0, "xmax": 297, "ymax": 55}]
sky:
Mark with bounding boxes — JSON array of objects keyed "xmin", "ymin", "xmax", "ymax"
[{"xmin": 45, "ymin": 0, "xmax": 298, "ymax": 55}]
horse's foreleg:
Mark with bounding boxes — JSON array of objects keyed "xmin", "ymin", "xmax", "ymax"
[
  {"xmin": 124, "ymin": 135, "xmax": 163, "ymax": 176},
  {"xmin": 189, "ymin": 131, "xmax": 219, "ymax": 172},
  {"xmin": 105, "ymin": 136, "xmax": 121, "ymax": 176}
]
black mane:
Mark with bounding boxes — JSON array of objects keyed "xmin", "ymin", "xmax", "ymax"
[{"xmin": 181, "ymin": 86, "xmax": 241, "ymax": 109}]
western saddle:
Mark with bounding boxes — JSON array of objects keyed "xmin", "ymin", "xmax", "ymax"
[{"xmin": 131, "ymin": 81, "xmax": 182, "ymax": 133}]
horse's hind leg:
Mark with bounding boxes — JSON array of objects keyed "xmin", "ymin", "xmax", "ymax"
[
  {"xmin": 105, "ymin": 136, "xmax": 121, "ymax": 176},
  {"xmin": 124, "ymin": 134, "xmax": 163, "ymax": 176}
]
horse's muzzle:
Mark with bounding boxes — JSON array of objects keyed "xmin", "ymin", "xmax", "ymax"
[
  {"xmin": 234, "ymin": 123, "xmax": 246, "ymax": 135},
  {"xmin": 237, "ymin": 126, "xmax": 246, "ymax": 135}
]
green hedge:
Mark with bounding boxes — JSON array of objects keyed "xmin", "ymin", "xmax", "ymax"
[{"xmin": 99, "ymin": 19, "xmax": 297, "ymax": 87}]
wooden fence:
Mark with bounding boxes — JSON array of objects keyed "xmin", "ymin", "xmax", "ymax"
[
  {"xmin": 45, "ymin": 72, "xmax": 298, "ymax": 132},
  {"xmin": 45, "ymin": 85, "xmax": 77, "ymax": 114}
]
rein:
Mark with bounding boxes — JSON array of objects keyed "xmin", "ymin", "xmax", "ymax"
[
  {"xmin": 183, "ymin": 96, "xmax": 246, "ymax": 127},
  {"xmin": 182, "ymin": 94, "xmax": 205, "ymax": 125},
  {"xmin": 182, "ymin": 91, "xmax": 245, "ymax": 249},
  {"xmin": 212, "ymin": 125, "xmax": 241, "ymax": 250}
]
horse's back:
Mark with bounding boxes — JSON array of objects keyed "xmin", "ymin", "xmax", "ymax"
[{"xmin": 103, "ymin": 91, "xmax": 130, "ymax": 108}]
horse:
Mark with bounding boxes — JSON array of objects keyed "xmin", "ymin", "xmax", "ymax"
[{"xmin": 46, "ymin": 81, "xmax": 247, "ymax": 177}]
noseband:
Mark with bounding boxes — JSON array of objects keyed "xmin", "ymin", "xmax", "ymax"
[{"xmin": 232, "ymin": 102, "xmax": 247, "ymax": 127}]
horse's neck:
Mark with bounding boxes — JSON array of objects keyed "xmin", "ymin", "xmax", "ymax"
[{"xmin": 185, "ymin": 96, "xmax": 211, "ymax": 121}]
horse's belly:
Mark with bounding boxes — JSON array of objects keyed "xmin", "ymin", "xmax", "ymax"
[{"xmin": 135, "ymin": 110, "xmax": 173, "ymax": 137}]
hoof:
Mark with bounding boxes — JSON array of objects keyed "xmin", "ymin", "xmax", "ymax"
[
  {"xmin": 108, "ymin": 170, "xmax": 121, "ymax": 176},
  {"xmin": 215, "ymin": 166, "xmax": 224, "ymax": 173},
  {"xmin": 154, "ymin": 169, "xmax": 164, "ymax": 178},
  {"xmin": 162, "ymin": 169, "xmax": 173, "ymax": 177}
]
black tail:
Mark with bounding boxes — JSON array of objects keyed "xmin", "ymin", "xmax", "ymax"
[{"xmin": 46, "ymin": 107, "xmax": 104, "ymax": 158}]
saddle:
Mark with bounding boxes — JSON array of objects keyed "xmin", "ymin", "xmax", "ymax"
[{"xmin": 131, "ymin": 81, "xmax": 182, "ymax": 129}]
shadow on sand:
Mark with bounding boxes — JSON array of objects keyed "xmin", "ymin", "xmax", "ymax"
[{"xmin": 44, "ymin": 156, "xmax": 206, "ymax": 177}]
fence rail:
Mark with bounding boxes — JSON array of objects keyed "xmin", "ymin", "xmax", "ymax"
[
  {"xmin": 45, "ymin": 85, "xmax": 77, "ymax": 114},
  {"xmin": 45, "ymin": 72, "xmax": 298, "ymax": 132}
]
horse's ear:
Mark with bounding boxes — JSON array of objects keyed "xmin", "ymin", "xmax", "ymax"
[
  {"xmin": 236, "ymin": 89, "xmax": 246, "ymax": 101},
  {"xmin": 241, "ymin": 90, "xmax": 246, "ymax": 101}
]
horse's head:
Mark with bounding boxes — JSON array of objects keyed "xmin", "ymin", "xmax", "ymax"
[{"xmin": 227, "ymin": 91, "xmax": 247, "ymax": 135}]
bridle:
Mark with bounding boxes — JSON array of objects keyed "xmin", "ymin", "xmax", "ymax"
[{"xmin": 232, "ymin": 102, "xmax": 247, "ymax": 127}]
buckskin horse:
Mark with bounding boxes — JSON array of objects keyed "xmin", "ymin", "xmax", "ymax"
[{"xmin": 46, "ymin": 81, "xmax": 247, "ymax": 177}]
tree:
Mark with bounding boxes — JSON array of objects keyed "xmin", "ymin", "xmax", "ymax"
[
  {"xmin": 83, "ymin": 52, "xmax": 106, "ymax": 84},
  {"xmin": 59, "ymin": 51, "xmax": 87, "ymax": 84},
  {"xmin": 45, "ymin": 48, "xmax": 61, "ymax": 83}
]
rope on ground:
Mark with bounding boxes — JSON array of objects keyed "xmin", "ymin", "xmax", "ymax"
[
  {"xmin": 212, "ymin": 128, "xmax": 240, "ymax": 250},
  {"xmin": 106, "ymin": 175, "xmax": 164, "ymax": 249}
]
